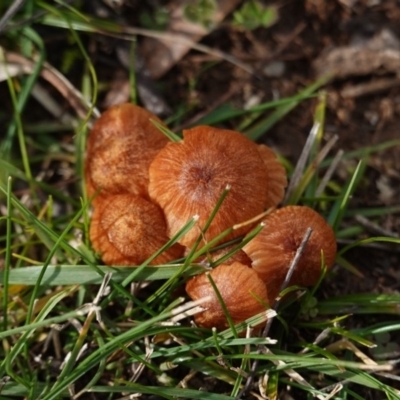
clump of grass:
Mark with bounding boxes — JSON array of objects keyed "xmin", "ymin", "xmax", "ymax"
[{"xmin": 1, "ymin": 2, "xmax": 400, "ymax": 399}]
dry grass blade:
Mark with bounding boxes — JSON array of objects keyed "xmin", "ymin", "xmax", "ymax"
[
  {"xmin": 0, "ymin": 49, "xmax": 99, "ymax": 121},
  {"xmin": 354, "ymin": 214, "xmax": 400, "ymax": 238},
  {"xmin": 284, "ymin": 122, "xmax": 319, "ymax": 203},
  {"xmin": 0, "ymin": 0, "xmax": 25, "ymax": 33},
  {"xmin": 315, "ymin": 149, "xmax": 344, "ymax": 197},
  {"xmin": 41, "ymin": 15, "xmax": 257, "ymax": 79}
]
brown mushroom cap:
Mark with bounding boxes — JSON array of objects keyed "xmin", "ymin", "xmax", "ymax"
[
  {"xmin": 148, "ymin": 126, "xmax": 269, "ymax": 248},
  {"xmin": 257, "ymin": 144, "xmax": 287, "ymax": 208},
  {"xmin": 90, "ymin": 194, "xmax": 184, "ymax": 265},
  {"xmin": 243, "ymin": 205, "xmax": 337, "ymax": 302},
  {"xmin": 85, "ymin": 103, "xmax": 169, "ymax": 200},
  {"xmin": 186, "ymin": 262, "xmax": 269, "ymax": 330}
]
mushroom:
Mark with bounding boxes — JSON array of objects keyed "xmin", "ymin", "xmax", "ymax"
[
  {"xmin": 243, "ymin": 205, "xmax": 337, "ymax": 302},
  {"xmin": 85, "ymin": 103, "xmax": 169, "ymax": 201},
  {"xmin": 90, "ymin": 193, "xmax": 184, "ymax": 265},
  {"xmin": 148, "ymin": 126, "xmax": 271, "ymax": 248},
  {"xmin": 257, "ymin": 144, "xmax": 287, "ymax": 208},
  {"xmin": 186, "ymin": 262, "xmax": 269, "ymax": 330}
]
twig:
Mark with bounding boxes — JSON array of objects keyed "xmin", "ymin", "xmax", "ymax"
[
  {"xmin": 355, "ymin": 214, "xmax": 400, "ymax": 239},
  {"xmin": 237, "ymin": 227, "xmax": 313, "ymax": 398},
  {"xmin": 341, "ymin": 77, "xmax": 400, "ymax": 98},
  {"xmin": 315, "ymin": 149, "xmax": 344, "ymax": 197},
  {"xmin": 266, "ymin": 22, "xmax": 307, "ymax": 61}
]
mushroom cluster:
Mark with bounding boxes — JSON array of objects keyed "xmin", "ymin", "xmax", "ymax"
[
  {"xmin": 85, "ymin": 103, "xmax": 337, "ymax": 330},
  {"xmin": 85, "ymin": 103, "xmax": 184, "ymax": 265}
]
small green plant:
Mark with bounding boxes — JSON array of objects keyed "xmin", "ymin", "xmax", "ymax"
[
  {"xmin": 139, "ymin": 7, "xmax": 169, "ymax": 31},
  {"xmin": 299, "ymin": 295, "xmax": 319, "ymax": 319},
  {"xmin": 233, "ymin": 1, "xmax": 278, "ymax": 31},
  {"xmin": 183, "ymin": 0, "xmax": 217, "ymax": 28}
]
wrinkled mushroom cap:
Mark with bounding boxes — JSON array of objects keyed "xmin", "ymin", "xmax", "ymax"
[
  {"xmin": 148, "ymin": 126, "xmax": 269, "ymax": 248},
  {"xmin": 243, "ymin": 205, "xmax": 337, "ymax": 302},
  {"xmin": 90, "ymin": 194, "xmax": 184, "ymax": 265},
  {"xmin": 186, "ymin": 262, "xmax": 269, "ymax": 330},
  {"xmin": 85, "ymin": 103, "xmax": 169, "ymax": 200}
]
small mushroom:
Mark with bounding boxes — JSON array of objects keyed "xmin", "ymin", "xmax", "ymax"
[
  {"xmin": 243, "ymin": 205, "xmax": 337, "ymax": 302},
  {"xmin": 148, "ymin": 126, "xmax": 270, "ymax": 248},
  {"xmin": 85, "ymin": 103, "xmax": 169, "ymax": 200},
  {"xmin": 186, "ymin": 262, "xmax": 269, "ymax": 330},
  {"xmin": 90, "ymin": 193, "xmax": 184, "ymax": 265}
]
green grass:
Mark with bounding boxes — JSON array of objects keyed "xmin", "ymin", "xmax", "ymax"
[{"xmin": 1, "ymin": 1, "xmax": 400, "ymax": 399}]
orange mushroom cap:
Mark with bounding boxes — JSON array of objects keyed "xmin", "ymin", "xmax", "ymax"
[
  {"xmin": 85, "ymin": 103, "xmax": 169, "ymax": 200},
  {"xmin": 257, "ymin": 144, "xmax": 287, "ymax": 208},
  {"xmin": 186, "ymin": 262, "xmax": 269, "ymax": 330},
  {"xmin": 90, "ymin": 194, "xmax": 184, "ymax": 265},
  {"xmin": 243, "ymin": 205, "xmax": 337, "ymax": 302},
  {"xmin": 148, "ymin": 126, "xmax": 269, "ymax": 248}
]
